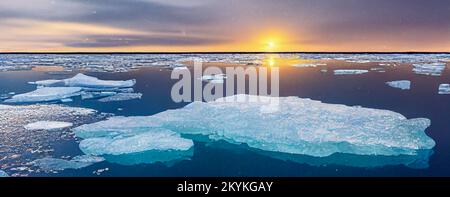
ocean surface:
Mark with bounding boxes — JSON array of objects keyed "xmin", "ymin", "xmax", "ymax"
[{"xmin": 0, "ymin": 53, "xmax": 449, "ymax": 177}]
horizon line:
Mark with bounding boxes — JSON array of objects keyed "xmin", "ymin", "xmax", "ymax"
[{"xmin": 1, "ymin": 51, "xmax": 450, "ymax": 55}]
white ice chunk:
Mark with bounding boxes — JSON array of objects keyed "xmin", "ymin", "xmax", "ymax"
[
  {"xmin": 438, "ymin": 84, "xmax": 450, "ymax": 94},
  {"xmin": 292, "ymin": 63, "xmax": 326, "ymax": 68},
  {"xmin": 0, "ymin": 170, "xmax": 8, "ymax": 177},
  {"xmin": 79, "ymin": 128, "xmax": 193, "ymax": 156},
  {"xmin": 386, "ymin": 80, "xmax": 411, "ymax": 90},
  {"xmin": 60, "ymin": 98, "xmax": 73, "ymax": 103},
  {"xmin": 97, "ymin": 93, "xmax": 142, "ymax": 102},
  {"xmin": 334, "ymin": 69, "xmax": 369, "ymax": 75},
  {"xmin": 412, "ymin": 63, "xmax": 446, "ymax": 76},
  {"xmin": 74, "ymin": 95, "xmax": 435, "ymax": 157},
  {"xmin": 33, "ymin": 155, "xmax": 104, "ymax": 171},
  {"xmin": 24, "ymin": 121, "xmax": 73, "ymax": 131},
  {"xmin": 31, "ymin": 73, "xmax": 136, "ymax": 89},
  {"xmin": 81, "ymin": 91, "xmax": 117, "ymax": 100},
  {"xmin": 200, "ymin": 74, "xmax": 227, "ymax": 83},
  {"xmin": 4, "ymin": 87, "xmax": 82, "ymax": 103}
]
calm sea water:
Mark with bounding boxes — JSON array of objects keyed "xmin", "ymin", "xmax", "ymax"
[{"xmin": 0, "ymin": 54, "xmax": 449, "ymax": 177}]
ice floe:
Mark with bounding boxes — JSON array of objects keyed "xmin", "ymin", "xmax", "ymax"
[
  {"xmin": 74, "ymin": 95, "xmax": 435, "ymax": 158},
  {"xmin": 291, "ymin": 63, "xmax": 326, "ymax": 68},
  {"xmin": 24, "ymin": 121, "xmax": 73, "ymax": 131},
  {"xmin": 412, "ymin": 63, "xmax": 446, "ymax": 76},
  {"xmin": 386, "ymin": 80, "xmax": 411, "ymax": 90},
  {"xmin": 438, "ymin": 84, "xmax": 450, "ymax": 94},
  {"xmin": 97, "ymin": 93, "xmax": 143, "ymax": 102},
  {"xmin": 4, "ymin": 87, "xmax": 82, "ymax": 103},
  {"xmin": 334, "ymin": 69, "xmax": 369, "ymax": 75},
  {"xmin": 4, "ymin": 73, "xmax": 140, "ymax": 104},
  {"xmin": 33, "ymin": 155, "xmax": 104, "ymax": 171}
]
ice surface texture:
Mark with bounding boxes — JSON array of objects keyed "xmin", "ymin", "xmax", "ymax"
[
  {"xmin": 0, "ymin": 170, "xmax": 8, "ymax": 177},
  {"xmin": 74, "ymin": 95, "xmax": 435, "ymax": 158},
  {"xmin": 24, "ymin": 121, "xmax": 73, "ymax": 131},
  {"xmin": 386, "ymin": 80, "xmax": 411, "ymax": 90}
]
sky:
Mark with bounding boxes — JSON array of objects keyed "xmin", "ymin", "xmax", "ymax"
[{"xmin": 0, "ymin": 0, "xmax": 449, "ymax": 52}]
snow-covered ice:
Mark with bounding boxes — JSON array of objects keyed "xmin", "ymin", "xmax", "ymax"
[
  {"xmin": 412, "ymin": 63, "xmax": 446, "ymax": 76},
  {"xmin": 386, "ymin": 80, "xmax": 411, "ymax": 90},
  {"xmin": 97, "ymin": 93, "xmax": 142, "ymax": 102},
  {"xmin": 32, "ymin": 73, "xmax": 136, "ymax": 89},
  {"xmin": 74, "ymin": 95, "xmax": 435, "ymax": 157},
  {"xmin": 438, "ymin": 84, "xmax": 450, "ymax": 94},
  {"xmin": 334, "ymin": 69, "xmax": 369, "ymax": 75},
  {"xmin": 33, "ymin": 155, "xmax": 104, "ymax": 171},
  {"xmin": 4, "ymin": 87, "xmax": 82, "ymax": 103},
  {"xmin": 79, "ymin": 128, "xmax": 193, "ymax": 156},
  {"xmin": 24, "ymin": 121, "xmax": 73, "ymax": 131}
]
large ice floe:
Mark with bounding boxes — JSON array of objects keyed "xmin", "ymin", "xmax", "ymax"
[
  {"xmin": 386, "ymin": 80, "xmax": 411, "ymax": 90},
  {"xmin": 33, "ymin": 155, "xmax": 105, "ymax": 171},
  {"xmin": 438, "ymin": 84, "xmax": 450, "ymax": 94},
  {"xmin": 74, "ymin": 94, "xmax": 435, "ymax": 160},
  {"xmin": 3, "ymin": 73, "xmax": 140, "ymax": 104},
  {"xmin": 412, "ymin": 63, "xmax": 446, "ymax": 76}
]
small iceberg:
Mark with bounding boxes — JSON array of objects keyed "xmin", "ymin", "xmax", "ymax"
[
  {"xmin": 0, "ymin": 170, "xmax": 8, "ymax": 177},
  {"xmin": 334, "ymin": 69, "xmax": 369, "ymax": 75},
  {"xmin": 33, "ymin": 155, "xmax": 105, "ymax": 171},
  {"xmin": 438, "ymin": 84, "xmax": 450, "ymax": 94},
  {"xmin": 4, "ymin": 87, "xmax": 82, "ymax": 103},
  {"xmin": 386, "ymin": 80, "xmax": 411, "ymax": 90},
  {"xmin": 412, "ymin": 63, "xmax": 446, "ymax": 76},
  {"xmin": 81, "ymin": 91, "xmax": 117, "ymax": 100},
  {"xmin": 24, "ymin": 121, "xmax": 73, "ymax": 131},
  {"xmin": 74, "ymin": 94, "xmax": 435, "ymax": 158},
  {"xmin": 98, "ymin": 93, "xmax": 143, "ymax": 102}
]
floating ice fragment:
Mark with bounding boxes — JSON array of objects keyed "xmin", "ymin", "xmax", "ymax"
[
  {"xmin": 4, "ymin": 87, "xmax": 82, "ymax": 103},
  {"xmin": 97, "ymin": 93, "xmax": 142, "ymax": 102},
  {"xmin": 0, "ymin": 170, "xmax": 8, "ymax": 177},
  {"xmin": 200, "ymin": 74, "xmax": 227, "ymax": 82},
  {"xmin": 386, "ymin": 80, "xmax": 411, "ymax": 90},
  {"xmin": 81, "ymin": 91, "xmax": 117, "ymax": 100},
  {"xmin": 291, "ymin": 63, "xmax": 326, "ymax": 68},
  {"xmin": 31, "ymin": 73, "xmax": 136, "ymax": 89},
  {"xmin": 74, "ymin": 95, "xmax": 435, "ymax": 157},
  {"xmin": 33, "ymin": 155, "xmax": 104, "ymax": 171},
  {"xmin": 438, "ymin": 84, "xmax": 450, "ymax": 94},
  {"xmin": 24, "ymin": 121, "xmax": 73, "ymax": 131},
  {"xmin": 412, "ymin": 63, "xmax": 446, "ymax": 76},
  {"xmin": 334, "ymin": 69, "xmax": 369, "ymax": 75},
  {"xmin": 60, "ymin": 98, "xmax": 73, "ymax": 103},
  {"xmin": 172, "ymin": 66, "xmax": 188, "ymax": 70}
]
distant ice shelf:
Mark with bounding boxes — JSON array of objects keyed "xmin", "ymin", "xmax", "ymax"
[
  {"xmin": 386, "ymin": 80, "xmax": 411, "ymax": 90},
  {"xmin": 438, "ymin": 84, "xmax": 450, "ymax": 94},
  {"xmin": 74, "ymin": 94, "xmax": 435, "ymax": 160}
]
